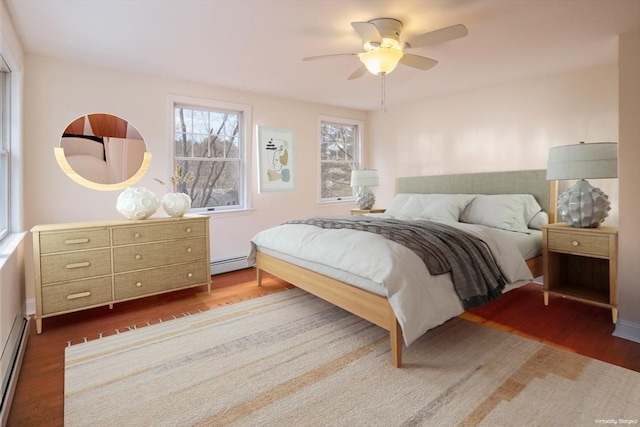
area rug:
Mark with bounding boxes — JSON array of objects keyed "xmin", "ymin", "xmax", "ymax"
[{"xmin": 65, "ymin": 288, "xmax": 640, "ymax": 426}]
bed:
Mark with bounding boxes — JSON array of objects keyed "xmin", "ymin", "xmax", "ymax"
[{"xmin": 249, "ymin": 169, "xmax": 557, "ymax": 367}]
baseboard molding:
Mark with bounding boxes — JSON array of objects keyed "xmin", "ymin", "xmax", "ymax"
[
  {"xmin": 25, "ymin": 299, "xmax": 35, "ymax": 316},
  {"xmin": 613, "ymin": 319, "xmax": 640, "ymax": 344},
  {"xmin": 0, "ymin": 316, "xmax": 29, "ymax": 426},
  {"xmin": 210, "ymin": 255, "xmax": 249, "ymax": 275}
]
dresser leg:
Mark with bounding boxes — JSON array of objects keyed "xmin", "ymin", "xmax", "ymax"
[
  {"xmin": 612, "ymin": 308, "xmax": 618, "ymax": 324},
  {"xmin": 543, "ymin": 291, "xmax": 549, "ymax": 306},
  {"xmin": 36, "ymin": 318, "xmax": 42, "ymax": 334}
]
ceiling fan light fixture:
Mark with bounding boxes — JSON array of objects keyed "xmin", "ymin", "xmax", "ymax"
[{"xmin": 359, "ymin": 47, "xmax": 404, "ymax": 75}]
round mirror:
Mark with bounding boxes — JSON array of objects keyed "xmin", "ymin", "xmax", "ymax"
[{"xmin": 55, "ymin": 113, "xmax": 152, "ymax": 191}]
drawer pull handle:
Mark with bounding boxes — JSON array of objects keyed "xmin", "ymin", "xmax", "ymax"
[
  {"xmin": 187, "ymin": 272, "xmax": 193, "ymax": 278},
  {"xmin": 135, "ymin": 254, "xmax": 142, "ymax": 260},
  {"xmin": 66, "ymin": 262, "xmax": 90, "ymax": 269},
  {"xmin": 186, "ymin": 228, "xmax": 192, "ymax": 233},
  {"xmin": 64, "ymin": 238, "xmax": 89, "ymax": 245},
  {"xmin": 186, "ymin": 247, "xmax": 192, "ymax": 253},
  {"xmin": 134, "ymin": 232, "xmax": 141, "ymax": 238},
  {"xmin": 572, "ymin": 240, "xmax": 580, "ymax": 247},
  {"xmin": 135, "ymin": 282, "xmax": 143, "ymax": 287},
  {"xmin": 67, "ymin": 291, "xmax": 91, "ymax": 300}
]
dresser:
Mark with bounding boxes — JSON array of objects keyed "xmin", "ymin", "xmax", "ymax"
[{"xmin": 31, "ymin": 215, "xmax": 211, "ymax": 333}]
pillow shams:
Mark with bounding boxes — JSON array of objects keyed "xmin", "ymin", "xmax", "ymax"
[
  {"xmin": 385, "ymin": 193, "xmax": 476, "ymax": 221},
  {"xmin": 460, "ymin": 194, "xmax": 543, "ymax": 233}
]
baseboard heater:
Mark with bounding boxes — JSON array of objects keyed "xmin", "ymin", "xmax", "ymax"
[
  {"xmin": 210, "ymin": 255, "xmax": 249, "ymax": 275},
  {"xmin": 1, "ymin": 315, "xmax": 30, "ymax": 425}
]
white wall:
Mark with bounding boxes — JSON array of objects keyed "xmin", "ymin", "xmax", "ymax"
[
  {"xmin": 368, "ymin": 62, "xmax": 640, "ymax": 340},
  {"xmin": 0, "ymin": 1, "xmax": 27, "ymax": 419},
  {"xmin": 368, "ymin": 64, "xmax": 619, "ymax": 223},
  {"xmin": 22, "ymin": 54, "xmax": 366, "ymax": 303},
  {"xmin": 616, "ymin": 29, "xmax": 640, "ymax": 341}
]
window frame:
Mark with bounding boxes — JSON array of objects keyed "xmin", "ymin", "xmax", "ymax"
[
  {"xmin": 167, "ymin": 95, "xmax": 252, "ymax": 214},
  {"xmin": 0, "ymin": 61, "xmax": 10, "ymax": 242},
  {"xmin": 317, "ymin": 115, "xmax": 364, "ymax": 204}
]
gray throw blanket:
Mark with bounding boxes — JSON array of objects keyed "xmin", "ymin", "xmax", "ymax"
[{"xmin": 286, "ymin": 216, "xmax": 506, "ymax": 310}]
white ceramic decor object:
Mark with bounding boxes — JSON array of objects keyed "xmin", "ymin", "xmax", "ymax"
[
  {"xmin": 116, "ymin": 186, "xmax": 159, "ymax": 220},
  {"xmin": 162, "ymin": 192, "xmax": 192, "ymax": 217}
]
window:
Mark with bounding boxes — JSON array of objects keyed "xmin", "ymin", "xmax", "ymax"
[
  {"xmin": 319, "ymin": 116, "xmax": 363, "ymax": 202},
  {"xmin": 0, "ymin": 60, "xmax": 10, "ymax": 242},
  {"xmin": 170, "ymin": 96, "xmax": 251, "ymax": 212}
]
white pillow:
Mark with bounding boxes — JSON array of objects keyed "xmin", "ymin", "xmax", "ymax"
[
  {"xmin": 528, "ymin": 211, "xmax": 549, "ymax": 230},
  {"xmin": 460, "ymin": 194, "xmax": 542, "ymax": 233},
  {"xmin": 386, "ymin": 193, "xmax": 476, "ymax": 222}
]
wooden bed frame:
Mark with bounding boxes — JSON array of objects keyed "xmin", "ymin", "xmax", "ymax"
[{"xmin": 256, "ymin": 170, "xmax": 557, "ymax": 367}]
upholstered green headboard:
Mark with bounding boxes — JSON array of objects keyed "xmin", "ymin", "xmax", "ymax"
[{"xmin": 396, "ymin": 169, "xmax": 555, "ymax": 219}]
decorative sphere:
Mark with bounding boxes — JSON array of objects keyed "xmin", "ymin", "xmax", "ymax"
[
  {"xmin": 558, "ymin": 180, "xmax": 610, "ymax": 228},
  {"xmin": 356, "ymin": 187, "xmax": 376, "ymax": 210},
  {"xmin": 162, "ymin": 192, "xmax": 192, "ymax": 217},
  {"xmin": 116, "ymin": 187, "xmax": 159, "ymax": 220}
]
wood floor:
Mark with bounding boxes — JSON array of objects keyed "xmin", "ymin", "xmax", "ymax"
[{"xmin": 7, "ymin": 269, "xmax": 640, "ymax": 426}]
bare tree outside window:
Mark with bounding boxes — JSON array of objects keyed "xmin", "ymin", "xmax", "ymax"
[
  {"xmin": 173, "ymin": 105, "xmax": 245, "ymax": 211},
  {"xmin": 319, "ymin": 118, "xmax": 362, "ymax": 201}
]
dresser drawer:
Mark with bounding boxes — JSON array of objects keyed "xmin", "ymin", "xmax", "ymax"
[
  {"xmin": 39, "ymin": 229, "xmax": 110, "ymax": 254},
  {"xmin": 111, "ymin": 219, "xmax": 205, "ymax": 246},
  {"xmin": 547, "ymin": 231, "xmax": 609, "ymax": 257},
  {"xmin": 40, "ymin": 248, "xmax": 112, "ymax": 284},
  {"xmin": 114, "ymin": 260, "xmax": 210, "ymax": 300},
  {"xmin": 41, "ymin": 277, "xmax": 112, "ymax": 315},
  {"xmin": 112, "ymin": 237, "xmax": 207, "ymax": 273}
]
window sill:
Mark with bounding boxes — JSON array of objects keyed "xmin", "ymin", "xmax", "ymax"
[
  {"xmin": 193, "ymin": 208, "xmax": 255, "ymax": 219},
  {"xmin": 316, "ymin": 200, "xmax": 354, "ymax": 208},
  {"xmin": 0, "ymin": 232, "xmax": 27, "ymax": 270}
]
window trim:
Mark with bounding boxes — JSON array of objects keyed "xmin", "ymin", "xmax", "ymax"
[
  {"xmin": 0, "ymin": 60, "xmax": 10, "ymax": 241},
  {"xmin": 317, "ymin": 115, "xmax": 364, "ymax": 204},
  {"xmin": 167, "ymin": 95, "xmax": 252, "ymax": 213}
]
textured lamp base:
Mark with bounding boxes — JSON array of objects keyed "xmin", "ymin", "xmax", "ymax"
[
  {"xmin": 558, "ymin": 179, "xmax": 610, "ymax": 228},
  {"xmin": 355, "ymin": 187, "xmax": 376, "ymax": 210}
]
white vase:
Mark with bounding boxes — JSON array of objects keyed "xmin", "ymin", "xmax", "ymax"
[
  {"xmin": 116, "ymin": 187, "xmax": 159, "ymax": 220},
  {"xmin": 162, "ymin": 192, "xmax": 192, "ymax": 217}
]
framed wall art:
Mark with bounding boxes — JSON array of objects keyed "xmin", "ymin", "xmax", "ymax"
[{"xmin": 257, "ymin": 125, "xmax": 295, "ymax": 192}]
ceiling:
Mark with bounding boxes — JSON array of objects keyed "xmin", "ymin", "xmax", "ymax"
[{"xmin": 6, "ymin": 0, "xmax": 640, "ymax": 111}]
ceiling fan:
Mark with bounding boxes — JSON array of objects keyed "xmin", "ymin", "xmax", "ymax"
[{"xmin": 303, "ymin": 18, "xmax": 468, "ymax": 80}]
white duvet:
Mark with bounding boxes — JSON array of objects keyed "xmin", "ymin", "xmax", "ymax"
[{"xmin": 248, "ymin": 214, "xmax": 534, "ymax": 346}]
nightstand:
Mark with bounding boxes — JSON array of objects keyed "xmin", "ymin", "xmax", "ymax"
[
  {"xmin": 350, "ymin": 208, "xmax": 386, "ymax": 215},
  {"xmin": 542, "ymin": 223, "xmax": 618, "ymax": 323}
]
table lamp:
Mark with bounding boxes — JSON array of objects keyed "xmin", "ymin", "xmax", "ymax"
[
  {"xmin": 350, "ymin": 169, "xmax": 379, "ymax": 210},
  {"xmin": 546, "ymin": 141, "xmax": 617, "ymax": 228}
]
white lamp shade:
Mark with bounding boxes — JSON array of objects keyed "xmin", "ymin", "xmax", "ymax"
[
  {"xmin": 350, "ymin": 169, "xmax": 379, "ymax": 187},
  {"xmin": 546, "ymin": 142, "xmax": 617, "ymax": 180},
  {"xmin": 359, "ymin": 48, "xmax": 403, "ymax": 75}
]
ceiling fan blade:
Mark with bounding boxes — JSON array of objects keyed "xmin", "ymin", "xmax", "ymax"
[
  {"xmin": 302, "ymin": 53, "xmax": 359, "ymax": 61},
  {"xmin": 351, "ymin": 21, "xmax": 382, "ymax": 44},
  {"xmin": 404, "ymin": 24, "xmax": 468, "ymax": 49},
  {"xmin": 400, "ymin": 54, "xmax": 438, "ymax": 71},
  {"xmin": 347, "ymin": 65, "xmax": 367, "ymax": 80}
]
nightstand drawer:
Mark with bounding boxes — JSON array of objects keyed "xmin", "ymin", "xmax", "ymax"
[
  {"xmin": 547, "ymin": 231, "xmax": 609, "ymax": 257},
  {"xmin": 41, "ymin": 277, "xmax": 112, "ymax": 314}
]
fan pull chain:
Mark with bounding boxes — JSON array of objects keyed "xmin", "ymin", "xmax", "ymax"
[{"xmin": 381, "ymin": 74, "xmax": 387, "ymax": 113}]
